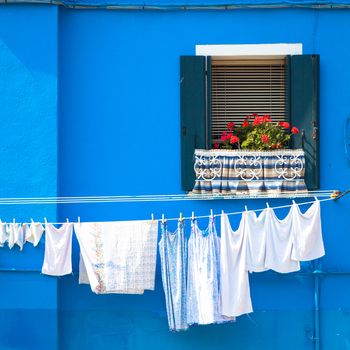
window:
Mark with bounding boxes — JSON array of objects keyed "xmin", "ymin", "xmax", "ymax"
[
  {"xmin": 210, "ymin": 58, "xmax": 288, "ymax": 144},
  {"xmin": 180, "ymin": 51, "xmax": 319, "ymax": 192}
]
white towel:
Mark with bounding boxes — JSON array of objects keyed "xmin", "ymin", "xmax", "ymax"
[
  {"xmin": 42, "ymin": 223, "xmax": 74, "ymax": 276},
  {"xmin": 265, "ymin": 207, "xmax": 300, "ymax": 273},
  {"xmin": 245, "ymin": 209, "xmax": 268, "ymax": 273},
  {"xmin": 220, "ymin": 213, "xmax": 253, "ymax": 318},
  {"xmin": 291, "ymin": 201, "xmax": 325, "ymax": 261},
  {"xmin": 25, "ymin": 222, "xmax": 44, "ymax": 247},
  {"xmin": 74, "ymin": 220, "xmax": 158, "ymax": 294}
]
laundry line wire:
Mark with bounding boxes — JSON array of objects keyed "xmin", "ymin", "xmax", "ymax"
[
  {"xmin": 0, "ymin": 190, "xmax": 337, "ymax": 205},
  {"xmin": 162, "ymin": 196, "xmax": 335, "ymax": 222},
  {"xmin": 5, "ymin": 194, "xmax": 340, "ymax": 225}
]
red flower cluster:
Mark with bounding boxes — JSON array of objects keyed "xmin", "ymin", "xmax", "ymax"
[
  {"xmin": 291, "ymin": 127, "xmax": 299, "ymax": 134},
  {"xmin": 242, "ymin": 120, "xmax": 250, "ymax": 127},
  {"xmin": 230, "ymin": 135, "xmax": 239, "ymax": 144},
  {"xmin": 252, "ymin": 114, "xmax": 272, "ymax": 126},
  {"xmin": 261, "ymin": 134, "xmax": 270, "ymax": 144},
  {"xmin": 220, "ymin": 131, "xmax": 233, "ymax": 141},
  {"xmin": 279, "ymin": 121, "xmax": 290, "ymax": 129},
  {"xmin": 227, "ymin": 122, "xmax": 235, "ymax": 130}
]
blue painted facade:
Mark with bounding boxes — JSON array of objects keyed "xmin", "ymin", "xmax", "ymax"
[{"xmin": 0, "ymin": 3, "xmax": 350, "ymax": 349}]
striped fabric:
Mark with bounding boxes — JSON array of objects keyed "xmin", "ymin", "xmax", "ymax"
[{"xmin": 192, "ymin": 149, "xmax": 307, "ymax": 195}]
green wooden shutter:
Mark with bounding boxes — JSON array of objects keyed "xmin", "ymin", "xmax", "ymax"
[
  {"xmin": 180, "ymin": 56, "xmax": 208, "ymax": 191},
  {"xmin": 289, "ymin": 55, "xmax": 320, "ymax": 190}
]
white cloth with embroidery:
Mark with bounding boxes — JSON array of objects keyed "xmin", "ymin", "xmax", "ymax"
[
  {"xmin": 264, "ymin": 207, "xmax": 300, "ymax": 273},
  {"xmin": 245, "ymin": 209, "xmax": 269, "ymax": 273},
  {"xmin": 42, "ymin": 223, "xmax": 73, "ymax": 276},
  {"xmin": 74, "ymin": 220, "xmax": 158, "ymax": 294},
  {"xmin": 25, "ymin": 222, "xmax": 45, "ymax": 247},
  {"xmin": 291, "ymin": 201, "xmax": 325, "ymax": 261},
  {"xmin": 220, "ymin": 212, "xmax": 253, "ymax": 318}
]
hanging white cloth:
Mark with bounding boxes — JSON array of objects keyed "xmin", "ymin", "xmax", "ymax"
[
  {"xmin": 264, "ymin": 207, "xmax": 300, "ymax": 273},
  {"xmin": 291, "ymin": 200, "xmax": 325, "ymax": 261},
  {"xmin": 220, "ymin": 212, "xmax": 253, "ymax": 318},
  {"xmin": 8, "ymin": 223, "xmax": 24, "ymax": 250},
  {"xmin": 74, "ymin": 220, "xmax": 158, "ymax": 294},
  {"xmin": 42, "ymin": 223, "xmax": 73, "ymax": 276},
  {"xmin": 187, "ymin": 217, "xmax": 231, "ymax": 325},
  {"xmin": 0, "ymin": 221, "xmax": 8, "ymax": 247},
  {"xmin": 245, "ymin": 209, "xmax": 268, "ymax": 273},
  {"xmin": 25, "ymin": 222, "xmax": 44, "ymax": 247}
]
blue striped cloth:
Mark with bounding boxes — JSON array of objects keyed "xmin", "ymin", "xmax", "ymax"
[{"xmin": 192, "ymin": 149, "xmax": 307, "ymax": 194}]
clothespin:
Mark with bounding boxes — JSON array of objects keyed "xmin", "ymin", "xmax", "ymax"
[
  {"xmin": 44, "ymin": 217, "xmax": 48, "ymax": 224},
  {"xmin": 245, "ymin": 205, "xmax": 248, "ymax": 212},
  {"xmin": 191, "ymin": 211, "xmax": 195, "ymax": 220},
  {"xmin": 77, "ymin": 216, "xmax": 80, "ymax": 224},
  {"xmin": 179, "ymin": 212, "xmax": 183, "ymax": 222},
  {"xmin": 210, "ymin": 209, "xmax": 214, "ymax": 219},
  {"xmin": 161, "ymin": 213, "xmax": 165, "ymax": 224},
  {"xmin": 292, "ymin": 200, "xmax": 296, "ymax": 205},
  {"xmin": 221, "ymin": 210, "xmax": 225, "ymax": 215},
  {"xmin": 151, "ymin": 213, "xmax": 154, "ymax": 222},
  {"xmin": 66, "ymin": 218, "xmax": 69, "ymax": 223},
  {"xmin": 266, "ymin": 202, "xmax": 270, "ymax": 208},
  {"xmin": 31, "ymin": 218, "xmax": 34, "ymax": 224},
  {"xmin": 314, "ymin": 196, "xmax": 319, "ymax": 202},
  {"xmin": 13, "ymin": 218, "xmax": 15, "ymax": 225}
]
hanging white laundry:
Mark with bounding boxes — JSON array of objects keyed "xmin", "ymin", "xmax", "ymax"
[
  {"xmin": 245, "ymin": 209, "xmax": 268, "ymax": 273},
  {"xmin": 7, "ymin": 223, "xmax": 24, "ymax": 250},
  {"xmin": 187, "ymin": 217, "xmax": 232, "ymax": 325},
  {"xmin": 0, "ymin": 221, "xmax": 8, "ymax": 247},
  {"xmin": 42, "ymin": 223, "xmax": 73, "ymax": 276},
  {"xmin": 291, "ymin": 200, "xmax": 325, "ymax": 261},
  {"xmin": 14, "ymin": 224, "xmax": 25, "ymax": 251},
  {"xmin": 74, "ymin": 220, "xmax": 158, "ymax": 294},
  {"xmin": 264, "ymin": 207, "xmax": 300, "ymax": 273},
  {"xmin": 25, "ymin": 222, "xmax": 44, "ymax": 247},
  {"xmin": 78, "ymin": 253, "xmax": 90, "ymax": 285},
  {"xmin": 220, "ymin": 212, "xmax": 253, "ymax": 318}
]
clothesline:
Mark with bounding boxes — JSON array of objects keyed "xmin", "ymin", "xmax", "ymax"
[
  {"xmin": 4, "ymin": 195, "xmax": 341, "ymax": 225},
  {"xmin": 0, "ymin": 189, "xmax": 338, "ymax": 205}
]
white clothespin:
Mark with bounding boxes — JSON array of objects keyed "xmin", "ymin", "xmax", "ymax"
[
  {"xmin": 266, "ymin": 202, "xmax": 270, "ymax": 208},
  {"xmin": 161, "ymin": 213, "xmax": 165, "ymax": 224},
  {"xmin": 245, "ymin": 205, "xmax": 248, "ymax": 212},
  {"xmin": 66, "ymin": 218, "xmax": 69, "ymax": 223},
  {"xmin": 210, "ymin": 209, "xmax": 214, "ymax": 219},
  {"xmin": 191, "ymin": 211, "xmax": 195, "ymax": 220},
  {"xmin": 31, "ymin": 218, "xmax": 35, "ymax": 224},
  {"xmin": 221, "ymin": 210, "xmax": 225, "ymax": 215},
  {"xmin": 44, "ymin": 217, "xmax": 48, "ymax": 225},
  {"xmin": 314, "ymin": 196, "xmax": 319, "ymax": 202},
  {"xmin": 292, "ymin": 200, "xmax": 296, "ymax": 205},
  {"xmin": 77, "ymin": 216, "xmax": 80, "ymax": 224},
  {"xmin": 13, "ymin": 218, "xmax": 15, "ymax": 225},
  {"xmin": 179, "ymin": 212, "xmax": 183, "ymax": 222},
  {"xmin": 151, "ymin": 213, "xmax": 154, "ymax": 223}
]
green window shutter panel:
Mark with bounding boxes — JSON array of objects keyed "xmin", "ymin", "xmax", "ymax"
[
  {"xmin": 180, "ymin": 56, "xmax": 207, "ymax": 192},
  {"xmin": 289, "ymin": 55, "xmax": 320, "ymax": 190}
]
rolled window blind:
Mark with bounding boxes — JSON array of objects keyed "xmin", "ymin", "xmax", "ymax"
[{"xmin": 211, "ymin": 59, "xmax": 288, "ymax": 143}]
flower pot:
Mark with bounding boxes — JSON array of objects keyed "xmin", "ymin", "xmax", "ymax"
[{"xmin": 192, "ymin": 149, "xmax": 307, "ymax": 195}]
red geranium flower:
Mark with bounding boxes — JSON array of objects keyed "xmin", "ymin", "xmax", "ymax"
[
  {"xmin": 253, "ymin": 116, "xmax": 262, "ymax": 126},
  {"xmin": 242, "ymin": 120, "xmax": 250, "ymax": 127},
  {"xmin": 279, "ymin": 121, "xmax": 290, "ymax": 129},
  {"xmin": 291, "ymin": 127, "xmax": 299, "ymax": 134},
  {"xmin": 262, "ymin": 115, "xmax": 272, "ymax": 123},
  {"xmin": 214, "ymin": 143, "xmax": 219, "ymax": 149},
  {"xmin": 230, "ymin": 135, "xmax": 239, "ymax": 144},
  {"xmin": 261, "ymin": 134, "xmax": 270, "ymax": 144},
  {"xmin": 227, "ymin": 121, "xmax": 235, "ymax": 130}
]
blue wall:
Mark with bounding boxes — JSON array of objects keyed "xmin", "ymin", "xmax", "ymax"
[
  {"xmin": 0, "ymin": 5, "xmax": 58, "ymax": 350},
  {"xmin": 1, "ymin": 4, "xmax": 350, "ymax": 349}
]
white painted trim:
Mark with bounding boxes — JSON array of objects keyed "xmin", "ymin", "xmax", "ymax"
[{"xmin": 195, "ymin": 43, "xmax": 303, "ymax": 57}]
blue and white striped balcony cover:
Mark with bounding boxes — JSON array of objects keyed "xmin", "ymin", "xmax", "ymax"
[{"xmin": 192, "ymin": 149, "xmax": 307, "ymax": 195}]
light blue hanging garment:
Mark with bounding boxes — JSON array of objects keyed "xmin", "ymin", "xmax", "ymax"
[
  {"xmin": 187, "ymin": 217, "xmax": 233, "ymax": 325},
  {"xmin": 159, "ymin": 220, "xmax": 188, "ymax": 331}
]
